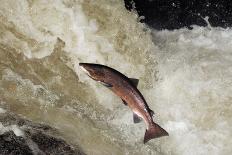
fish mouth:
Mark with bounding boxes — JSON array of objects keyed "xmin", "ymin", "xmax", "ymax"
[
  {"xmin": 79, "ymin": 64, "xmax": 91, "ymax": 76},
  {"xmin": 80, "ymin": 66, "xmax": 90, "ymax": 76}
]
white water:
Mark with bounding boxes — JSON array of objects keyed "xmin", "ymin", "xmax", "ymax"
[
  {"xmin": 0, "ymin": 122, "xmax": 24, "ymax": 137},
  {"xmin": 0, "ymin": 0, "xmax": 231, "ymax": 154},
  {"xmin": 152, "ymin": 26, "xmax": 232, "ymax": 155}
]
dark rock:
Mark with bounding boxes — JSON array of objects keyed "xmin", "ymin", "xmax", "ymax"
[
  {"xmin": 124, "ymin": 0, "xmax": 232, "ymax": 30},
  {"xmin": 0, "ymin": 131, "xmax": 33, "ymax": 155},
  {"xmin": 30, "ymin": 131, "xmax": 80, "ymax": 155},
  {"xmin": 0, "ymin": 112, "xmax": 85, "ymax": 155}
]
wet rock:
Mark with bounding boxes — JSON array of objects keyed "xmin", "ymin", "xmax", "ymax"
[
  {"xmin": 0, "ymin": 131, "xmax": 33, "ymax": 155},
  {"xmin": 0, "ymin": 112, "xmax": 85, "ymax": 155}
]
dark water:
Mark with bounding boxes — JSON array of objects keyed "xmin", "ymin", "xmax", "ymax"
[{"xmin": 124, "ymin": 0, "xmax": 232, "ymax": 29}]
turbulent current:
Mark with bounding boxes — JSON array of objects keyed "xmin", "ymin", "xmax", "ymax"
[{"xmin": 0, "ymin": 0, "xmax": 231, "ymax": 154}]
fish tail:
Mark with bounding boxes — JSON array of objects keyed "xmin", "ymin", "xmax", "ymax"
[{"xmin": 144, "ymin": 122, "xmax": 168, "ymax": 143}]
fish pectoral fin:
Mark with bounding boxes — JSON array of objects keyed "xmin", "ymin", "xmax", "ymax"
[
  {"xmin": 121, "ymin": 99, "xmax": 128, "ymax": 106},
  {"xmin": 99, "ymin": 81, "xmax": 112, "ymax": 87},
  {"xmin": 133, "ymin": 112, "xmax": 142, "ymax": 123},
  {"xmin": 129, "ymin": 78, "xmax": 139, "ymax": 87}
]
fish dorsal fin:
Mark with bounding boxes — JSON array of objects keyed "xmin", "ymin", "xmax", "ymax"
[
  {"xmin": 99, "ymin": 81, "xmax": 112, "ymax": 87},
  {"xmin": 121, "ymin": 99, "xmax": 127, "ymax": 106},
  {"xmin": 129, "ymin": 78, "xmax": 139, "ymax": 87},
  {"xmin": 149, "ymin": 109, "xmax": 154, "ymax": 116},
  {"xmin": 133, "ymin": 112, "xmax": 142, "ymax": 123}
]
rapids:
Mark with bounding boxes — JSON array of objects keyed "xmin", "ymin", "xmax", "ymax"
[{"xmin": 0, "ymin": 0, "xmax": 231, "ymax": 154}]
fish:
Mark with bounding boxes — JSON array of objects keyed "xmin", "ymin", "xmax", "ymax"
[{"xmin": 79, "ymin": 63, "xmax": 168, "ymax": 143}]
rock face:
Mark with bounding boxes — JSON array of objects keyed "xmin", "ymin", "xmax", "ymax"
[
  {"xmin": 124, "ymin": 0, "xmax": 232, "ymax": 30},
  {"xmin": 0, "ymin": 131, "xmax": 33, "ymax": 155},
  {"xmin": 0, "ymin": 111, "xmax": 85, "ymax": 155}
]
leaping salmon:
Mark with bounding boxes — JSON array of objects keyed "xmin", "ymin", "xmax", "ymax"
[{"xmin": 79, "ymin": 63, "xmax": 168, "ymax": 143}]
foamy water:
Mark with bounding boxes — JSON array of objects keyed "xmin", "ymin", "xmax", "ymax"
[
  {"xmin": 0, "ymin": 0, "xmax": 231, "ymax": 154},
  {"xmin": 151, "ymin": 26, "xmax": 232, "ymax": 155}
]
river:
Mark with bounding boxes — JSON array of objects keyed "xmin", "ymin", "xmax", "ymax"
[{"xmin": 0, "ymin": 0, "xmax": 231, "ymax": 154}]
